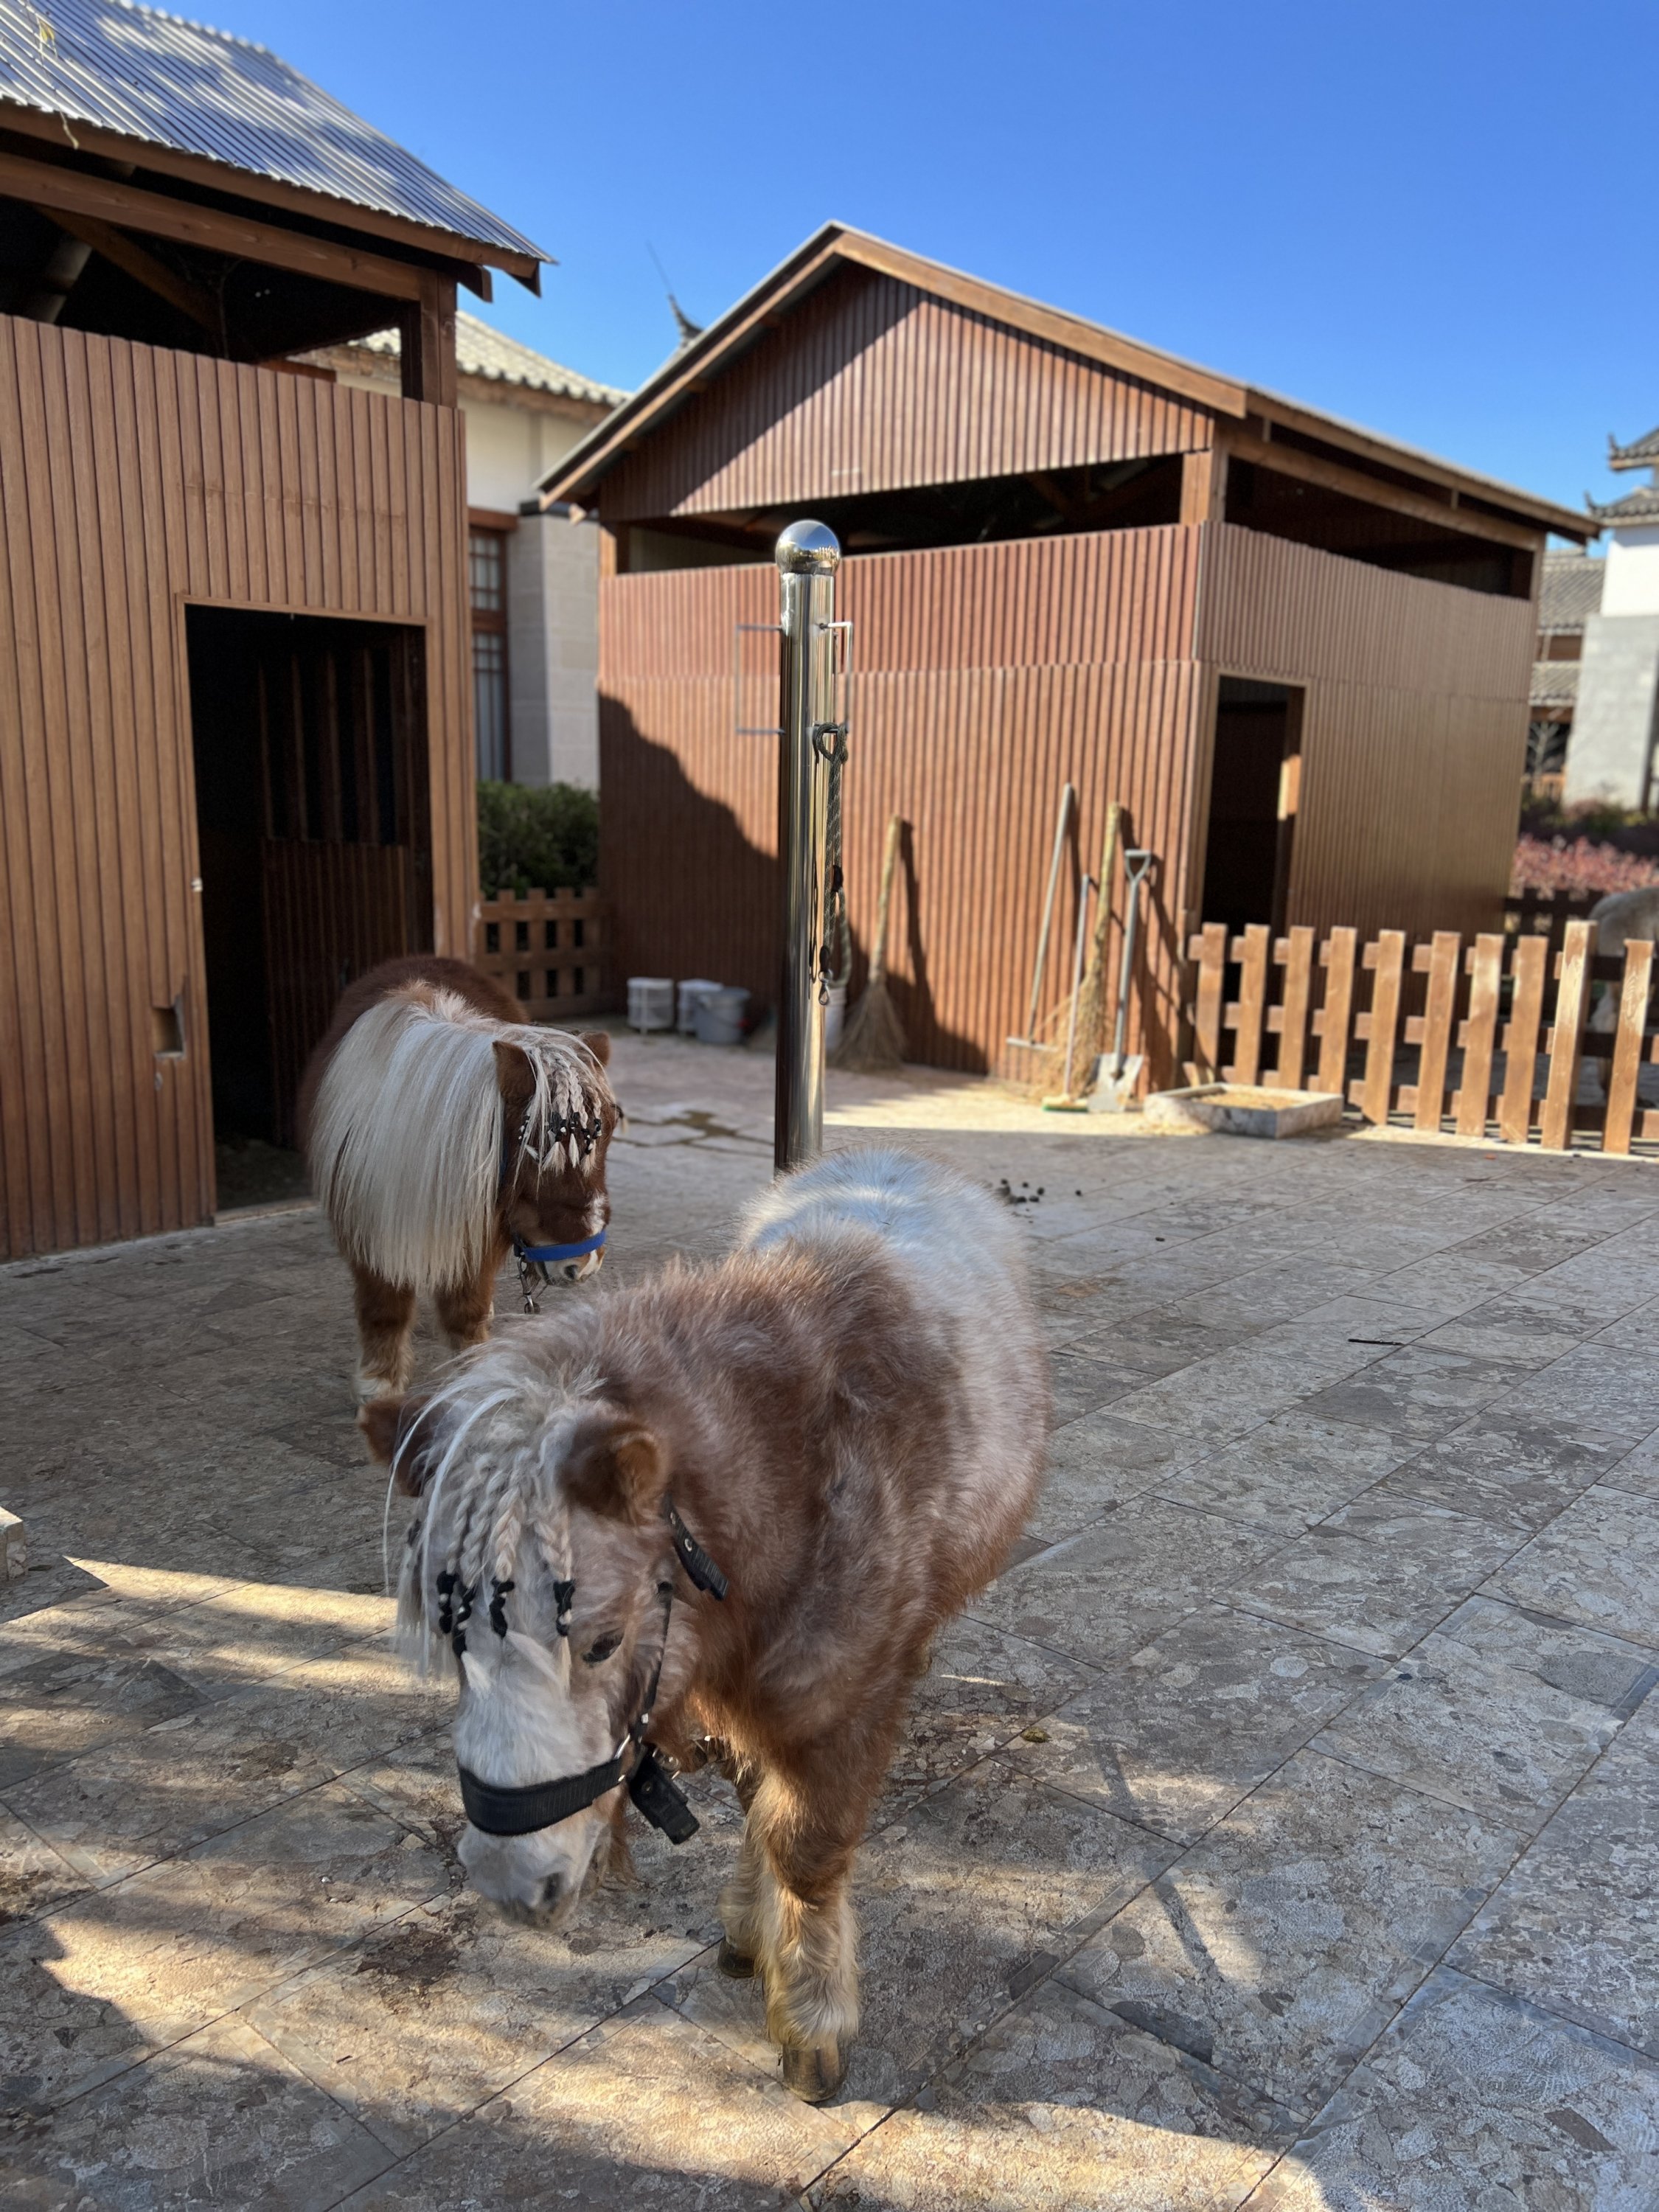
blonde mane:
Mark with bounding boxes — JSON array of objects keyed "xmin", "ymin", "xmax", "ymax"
[
  {"xmin": 307, "ymin": 987, "xmax": 612, "ymax": 1293},
  {"xmin": 389, "ymin": 1344, "xmax": 596, "ymax": 1669}
]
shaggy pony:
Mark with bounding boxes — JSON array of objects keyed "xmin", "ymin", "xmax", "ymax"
[
  {"xmin": 364, "ymin": 1147, "xmax": 1046, "ymax": 2102},
  {"xmin": 301, "ymin": 956, "xmax": 619, "ymax": 1402}
]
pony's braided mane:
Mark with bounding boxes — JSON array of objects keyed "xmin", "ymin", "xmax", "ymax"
[{"xmin": 392, "ymin": 1348, "xmax": 591, "ymax": 1669}]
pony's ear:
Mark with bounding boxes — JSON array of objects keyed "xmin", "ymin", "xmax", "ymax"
[
  {"xmin": 358, "ymin": 1391, "xmax": 444, "ymax": 1496},
  {"xmin": 563, "ymin": 1403, "xmax": 665, "ymax": 1527},
  {"xmin": 579, "ymin": 1030, "xmax": 612, "ymax": 1069},
  {"xmin": 492, "ymin": 1040, "xmax": 533, "ymax": 1110}
]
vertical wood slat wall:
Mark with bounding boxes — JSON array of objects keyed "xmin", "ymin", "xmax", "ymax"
[
  {"xmin": 599, "ymin": 526, "xmax": 1205, "ymax": 1077},
  {"xmin": 600, "ymin": 266, "xmax": 1211, "ymax": 521},
  {"xmin": 598, "ymin": 519, "xmax": 1537, "ymax": 1079},
  {"xmin": 1200, "ymin": 524, "xmax": 1534, "ymax": 942},
  {"xmin": 0, "ymin": 313, "xmax": 473, "ymax": 1261}
]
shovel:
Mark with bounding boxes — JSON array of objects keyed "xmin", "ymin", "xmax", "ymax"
[{"xmin": 1091, "ymin": 849, "xmax": 1157, "ymax": 1111}]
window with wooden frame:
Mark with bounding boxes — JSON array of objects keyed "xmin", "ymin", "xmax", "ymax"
[{"xmin": 469, "ymin": 516, "xmax": 512, "ymax": 780}]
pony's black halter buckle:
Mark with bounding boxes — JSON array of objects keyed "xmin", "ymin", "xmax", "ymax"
[{"xmin": 454, "ymin": 1500, "xmax": 726, "ymax": 1846}]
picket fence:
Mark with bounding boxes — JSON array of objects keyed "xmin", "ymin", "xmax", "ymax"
[
  {"xmin": 1183, "ymin": 915, "xmax": 1657, "ymax": 1156},
  {"xmin": 473, "ymin": 887, "xmax": 610, "ymax": 1023}
]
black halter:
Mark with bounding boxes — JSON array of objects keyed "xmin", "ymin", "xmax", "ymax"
[{"xmin": 454, "ymin": 1500, "xmax": 728, "ymax": 1846}]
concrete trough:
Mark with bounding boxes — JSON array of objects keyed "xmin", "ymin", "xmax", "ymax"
[{"xmin": 1144, "ymin": 1083, "xmax": 1347, "ymax": 1138}]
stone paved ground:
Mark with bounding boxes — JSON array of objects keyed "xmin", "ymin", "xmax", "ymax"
[{"xmin": 3, "ymin": 1033, "xmax": 1658, "ymax": 2209}]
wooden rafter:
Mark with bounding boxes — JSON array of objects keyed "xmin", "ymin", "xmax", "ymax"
[
  {"xmin": 1221, "ymin": 428, "xmax": 1540, "ymax": 553},
  {"xmin": 0, "ymin": 100, "xmax": 534, "ymax": 290},
  {"xmin": 0, "ymin": 148, "xmax": 453, "ymax": 303},
  {"xmin": 37, "ymin": 207, "xmax": 219, "ymax": 333}
]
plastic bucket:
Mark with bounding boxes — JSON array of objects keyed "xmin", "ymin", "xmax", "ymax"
[
  {"xmin": 677, "ymin": 978, "xmax": 720, "ymax": 1034},
  {"xmin": 693, "ymin": 986, "xmax": 748, "ymax": 1046},
  {"xmin": 823, "ymin": 981, "xmax": 848, "ymax": 1058},
  {"xmin": 627, "ymin": 976, "xmax": 675, "ymax": 1032}
]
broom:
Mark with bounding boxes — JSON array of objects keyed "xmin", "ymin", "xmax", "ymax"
[
  {"xmin": 831, "ymin": 814, "xmax": 907, "ymax": 1074},
  {"xmin": 1043, "ymin": 800, "xmax": 1123, "ymax": 1110}
]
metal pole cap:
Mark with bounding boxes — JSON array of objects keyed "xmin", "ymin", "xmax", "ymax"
[{"xmin": 775, "ymin": 519, "xmax": 841, "ymax": 574}]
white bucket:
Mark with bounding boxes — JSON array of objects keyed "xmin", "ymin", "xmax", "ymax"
[
  {"xmin": 627, "ymin": 976, "xmax": 675, "ymax": 1032},
  {"xmin": 693, "ymin": 985, "xmax": 748, "ymax": 1046},
  {"xmin": 824, "ymin": 981, "xmax": 848, "ymax": 1057},
  {"xmin": 677, "ymin": 978, "xmax": 720, "ymax": 1034}
]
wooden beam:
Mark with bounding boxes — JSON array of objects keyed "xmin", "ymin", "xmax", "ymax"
[
  {"xmin": 1249, "ymin": 392, "xmax": 1591, "ymax": 540},
  {"xmin": 0, "ymin": 98, "xmax": 535, "ymax": 289},
  {"xmin": 0, "ymin": 147, "xmax": 430, "ymax": 301},
  {"xmin": 399, "ymin": 272, "xmax": 456, "ymax": 405},
  {"xmin": 1221, "ymin": 427, "xmax": 1541, "ymax": 553},
  {"xmin": 38, "ymin": 206, "xmax": 220, "ymax": 333}
]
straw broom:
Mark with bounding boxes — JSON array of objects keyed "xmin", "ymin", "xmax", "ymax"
[
  {"xmin": 1042, "ymin": 800, "xmax": 1123, "ymax": 1109},
  {"xmin": 831, "ymin": 814, "xmax": 907, "ymax": 1074}
]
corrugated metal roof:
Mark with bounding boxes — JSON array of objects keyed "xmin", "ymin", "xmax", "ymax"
[
  {"xmin": 0, "ymin": 0, "xmax": 546, "ymax": 262},
  {"xmin": 349, "ymin": 313, "xmax": 625, "ymax": 407},
  {"xmin": 1539, "ymin": 550, "xmax": 1603, "ymax": 631}
]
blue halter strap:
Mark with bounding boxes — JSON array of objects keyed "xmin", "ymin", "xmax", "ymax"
[{"xmin": 515, "ymin": 1228, "xmax": 606, "ymax": 1265}]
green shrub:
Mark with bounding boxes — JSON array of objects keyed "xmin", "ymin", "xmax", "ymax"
[{"xmin": 477, "ymin": 781, "xmax": 599, "ymax": 897}]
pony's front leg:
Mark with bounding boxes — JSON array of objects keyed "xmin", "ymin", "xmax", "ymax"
[
  {"xmin": 352, "ymin": 1267, "xmax": 415, "ymax": 1403},
  {"xmin": 435, "ymin": 1256, "xmax": 495, "ymax": 1352},
  {"xmin": 746, "ymin": 1765, "xmax": 864, "ymax": 2103}
]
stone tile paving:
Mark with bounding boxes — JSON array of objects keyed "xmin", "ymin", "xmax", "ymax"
[{"xmin": 2, "ymin": 1032, "xmax": 1659, "ymax": 2205}]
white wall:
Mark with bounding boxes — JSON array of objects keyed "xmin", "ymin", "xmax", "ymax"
[
  {"xmin": 507, "ymin": 515, "xmax": 601, "ymax": 789},
  {"xmin": 1601, "ymin": 524, "xmax": 1659, "ymax": 617},
  {"xmin": 331, "ymin": 364, "xmax": 602, "ymax": 791}
]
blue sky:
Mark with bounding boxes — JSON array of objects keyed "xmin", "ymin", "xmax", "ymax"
[{"xmin": 222, "ymin": 0, "xmax": 1651, "ymax": 521}]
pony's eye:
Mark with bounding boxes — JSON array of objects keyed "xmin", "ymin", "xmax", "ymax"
[{"xmin": 582, "ymin": 1633, "xmax": 622, "ymax": 1666}]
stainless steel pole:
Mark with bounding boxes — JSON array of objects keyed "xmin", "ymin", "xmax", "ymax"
[{"xmin": 774, "ymin": 519, "xmax": 841, "ymax": 1174}]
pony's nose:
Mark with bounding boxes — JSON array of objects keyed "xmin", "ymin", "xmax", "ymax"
[
  {"xmin": 538, "ymin": 1872, "xmax": 567, "ymax": 1913},
  {"xmin": 564, "ymin": 1250, "xmax": 604, "ymax": 1282}
]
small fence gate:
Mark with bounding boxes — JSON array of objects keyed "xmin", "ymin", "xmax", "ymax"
[
  {"xmin": 1183, "ymin": 909, "xmax": 1658, "ymax": 1157},
  {"xmin": 473, "ymin": 887, "xmax": 609, "ymax": 1024}
]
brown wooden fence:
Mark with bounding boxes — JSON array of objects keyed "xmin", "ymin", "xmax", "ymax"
[
  {"xmin": 1184, "ymin": 918, "xmax": 1657, "ymax": 1155},
  {"xmin": 473, "ymin": 888, "xmax": 610, "ymax": 1025}
]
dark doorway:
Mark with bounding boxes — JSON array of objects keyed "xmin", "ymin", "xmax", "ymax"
[
  {"xmin": 1198, "ymin": 677, "xmax": 1304, "ymax": 934},
  {"xmin": 187, "ymin": 608, "xmax": 432, "ymax": 1202}
]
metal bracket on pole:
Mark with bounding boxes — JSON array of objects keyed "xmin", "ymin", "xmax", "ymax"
[{"xmin": 773, "ymin": 520, "xmax": 843, "ymax": 1175}]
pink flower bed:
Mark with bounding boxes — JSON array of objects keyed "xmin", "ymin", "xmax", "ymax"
[{"xmin": 1512, "ymin": 835, "xmax": 1659, "ymax": 895}]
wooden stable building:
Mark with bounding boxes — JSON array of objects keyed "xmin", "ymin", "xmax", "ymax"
[
  {"xmin": 544, "ymin": 226, "xmax": 1590, "ymax": 1082},
  {"xmin": 0, "ymin": 0, "xmax": 547, "ymax": 1258}
]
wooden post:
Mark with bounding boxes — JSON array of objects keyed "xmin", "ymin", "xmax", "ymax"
[
  {"xmin": 1359, "ymin": 932, "xmax": 1406, "ymax": 1123},
  {"xmin": 1276, "ymin": 926, "xmax": 1315, "ymax": 1089},
  {"xmin": 1315, "ymin": 928, "xmax": 1357, "ymax": 1099},
  {"xmin": 1413, "ymin": 931, "xmax": 1461, "ymax": 1133},
  {"xmin": 1189, "ymin": 923, "xmax": 1228, "ymax": 1081},
  {"xmin": 1499, "ymin": 935, "xmax": 1548, "ymax": 1145},
  {"xmin": 1455, "ymin": 934, "xmax": 1503, "ymax": 1138},
  {"xmin": 1540, "ymin": 919, "xmax": 1593, "ymax": 1151},
  {"xmin": 1604, "ymin": 939, "xmax": 1654, "ymax": 1157},
  {"xmin": 1179, "ymin": 447, "xmax": 1227, "ymax": 526},
  {"xmin": 400, "ymin": 273, "xmax": 457, "ymax": 406},
  {"xmin": 1232, "ymin": 925, "xmax": 1271, "ymax": 1085}
]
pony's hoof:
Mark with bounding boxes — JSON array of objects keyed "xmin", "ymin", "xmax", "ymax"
[
  {"xmin": 780, "ymin": 2042, "xmax": 844, "ymax": 2103},
  {"xmin": 717, "ymin": 1939, "xmax": 757, "ymax": 1980}
]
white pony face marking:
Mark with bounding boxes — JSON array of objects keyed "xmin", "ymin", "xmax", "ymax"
[
  {"xmin": 371, "ymin": 1372, "xmax": 670, "ymax": 1930},
  {"xmin": 452, "ymin": 1629, "xmax": 616, "ymax": 1924}
]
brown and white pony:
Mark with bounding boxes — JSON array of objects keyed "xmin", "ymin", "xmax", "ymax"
[
  {"xmin": 362, "ymin": 1147, "xmax": 1046, "ymax": 2102},
  {"xmin": 300, "ymin": 956, "xmax": 619, "ymax": 1405},
  {"xmin": 1585, "ymin": 888, "xmax": 1659, "ymax": 1099}
]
